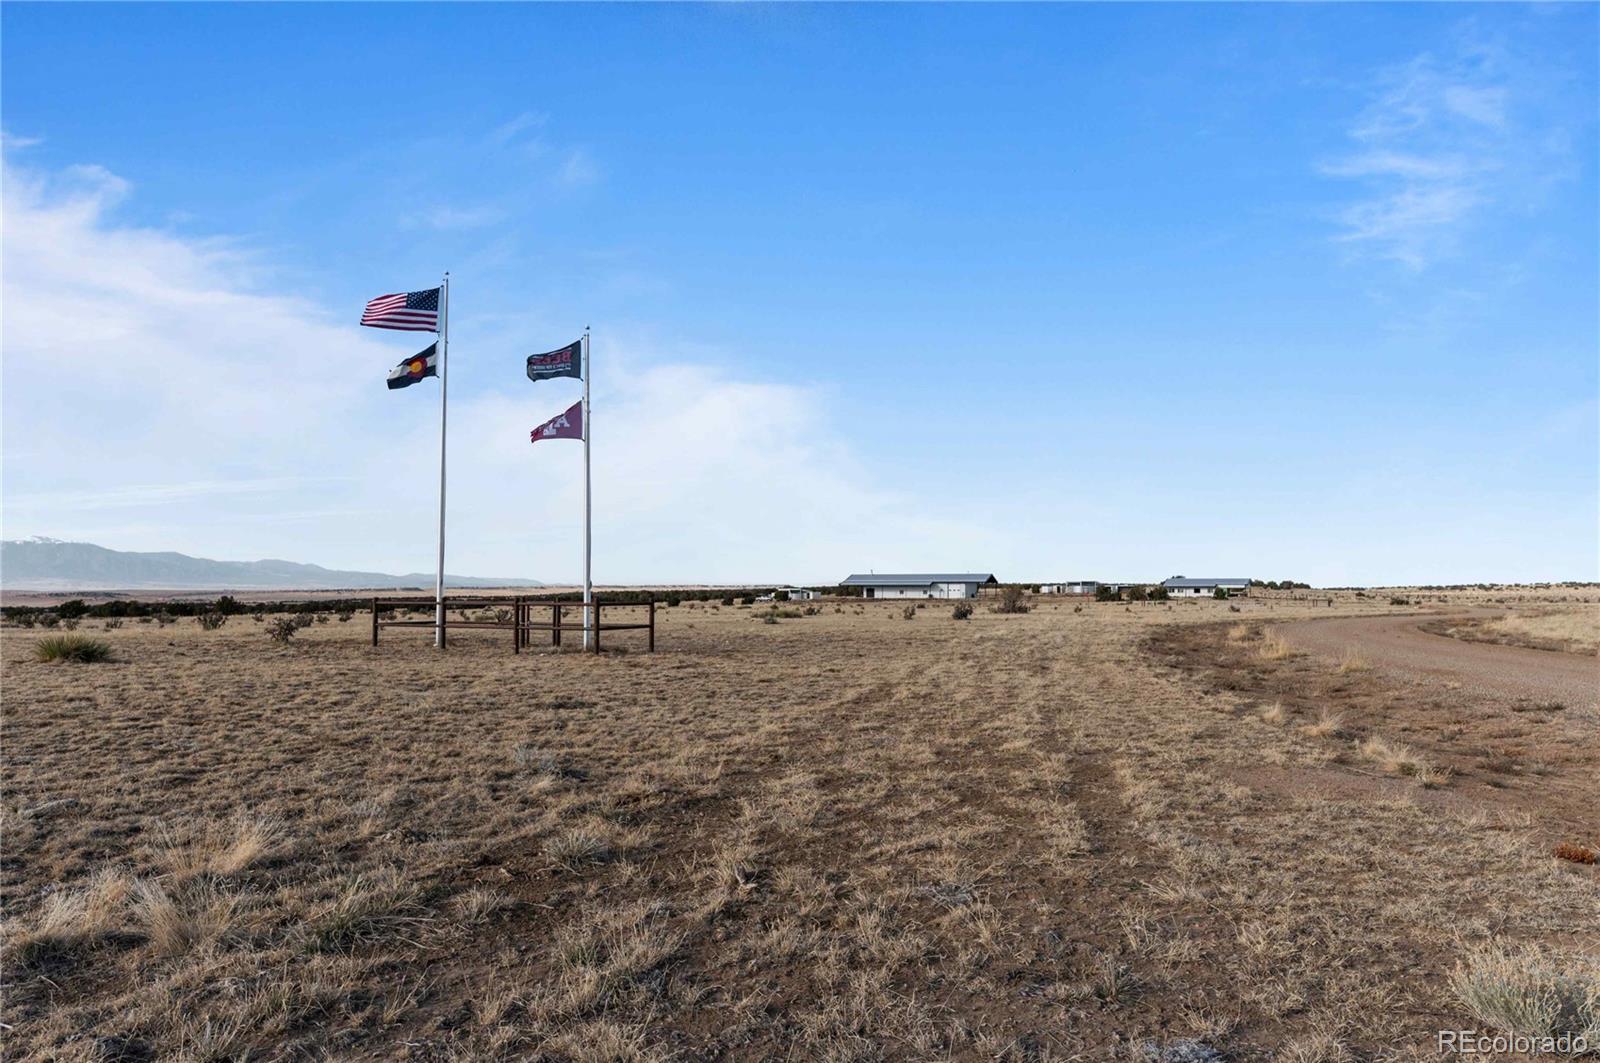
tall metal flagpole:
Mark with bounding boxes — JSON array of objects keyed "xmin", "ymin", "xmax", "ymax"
[
  {"xmin": 582, "ymin": 327, "xmax": 593, "ymax": 649},
  {"xmin": 435, "ymin": 274, "xmax": 450, "ymax": 649}
]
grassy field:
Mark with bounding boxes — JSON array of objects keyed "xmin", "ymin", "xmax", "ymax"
[
  {"xmin": 4, "ymin": 592, "xmax": 1597, "ymax": 1061},
  {"xmin": 1425, "ymin": 604, "xmax": 1600, "ymax": 657}
]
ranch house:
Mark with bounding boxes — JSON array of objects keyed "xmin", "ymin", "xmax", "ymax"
[
  {"xmin": 1161, "ymin": 576, "xmax": 1251, "ymax": 597},
  {"xmin": 841, "ymin": 573, "xmax": 999, "ymax": 599},
  {"xmin": 1040, "ymin": 581, "xmax": 1101, "ymax": 595}
]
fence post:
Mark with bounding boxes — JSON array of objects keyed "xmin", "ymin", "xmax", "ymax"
[
  {"xmin": 648, "ymin": 598, "xmax": 656, "ymax": 653},
  {"xmin": 592, "ymin": 601, "xmax": 601, "ymax": 654},
  {"xmin": 513, "ymin": 596, "xmax": 521, "ymax": 654},
  {"xmin": 553, "ymin": 603, "xmax": 562, "ymax": 648},
  {"xmin": 371, "ymin": 597, "xmax": 379, "ymax": 647}
]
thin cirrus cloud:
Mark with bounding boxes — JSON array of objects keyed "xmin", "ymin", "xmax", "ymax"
[{"xmin": 1319, "ymin": 34, "xmax": 1564, "ymax": 271}]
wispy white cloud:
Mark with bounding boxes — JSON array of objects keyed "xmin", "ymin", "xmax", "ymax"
[
  {"xmin": 554, "ymin": 148, "xmax": 600, "ymax": 189},
  {"xmin": 405, "ymin": 204, "xmax": 506, "ymax": 231},
  {"xmin": 1320, "ymin": 32, "xmax": 1569, "ymax": 270}
]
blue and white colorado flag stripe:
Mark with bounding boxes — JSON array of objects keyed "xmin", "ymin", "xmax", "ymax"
[{"xmin": 361, "ymin": 288, "xmax": 440, "ymax": 331}]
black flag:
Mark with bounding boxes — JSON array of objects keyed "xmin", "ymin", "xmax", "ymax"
[
  {"xmin": 387, "ymin": 343, "xmax": 438, "ymax": 389},
  {"xmin": 526, "ymin": 339, "xmax": 582, "ymax": 383}
]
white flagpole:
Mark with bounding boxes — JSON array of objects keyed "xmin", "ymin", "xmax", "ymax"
[
  {"xmin": 582, "ymin": 327, "xmax": 593, "ymax": 649},
  {"xmin": 435, "ymin": 274, "xmax": 450, "ymax": 649}
]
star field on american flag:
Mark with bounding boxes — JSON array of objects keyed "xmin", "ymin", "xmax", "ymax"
[{"xmin": 361, "ymin": 288, "xmax": 440, "ymax": 331}]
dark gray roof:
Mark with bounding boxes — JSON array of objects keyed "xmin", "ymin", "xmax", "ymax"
[
  {"xmin": 841, "ymin": 573, "xmax": 998, "ymax": 587},
  {"xmin": 1161, "ymin": 577, "xmax": 1251, "ymax": 588}
]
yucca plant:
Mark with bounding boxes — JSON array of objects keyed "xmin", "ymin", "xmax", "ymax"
[{"xmin": 34, "ymin": 635, "xmax": 114, "ymax": 663}]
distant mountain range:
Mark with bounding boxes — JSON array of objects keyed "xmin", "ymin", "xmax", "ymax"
[{"xmin": 0, "ymin": 538, "xmax": 543, "ymax": 592}]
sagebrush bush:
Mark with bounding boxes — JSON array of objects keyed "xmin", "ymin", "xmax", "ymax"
[
  {"xmin": 195, "ymin": 611, "xmax": 227, "ymax": 630},
  {"xmin": 35, "ymin": 635, "xmax": 114, "ymax": 663},
  {"xmin": 951, "ymin": 603, "xmax": 974, "ymax": 620},
  {"xmin": 1450, "ymin": 943, "xmax": 1600, "ymax": 1043},
  {"xmin": 267, "ymin": 618, "xmax": 299, "ymax": 644}
]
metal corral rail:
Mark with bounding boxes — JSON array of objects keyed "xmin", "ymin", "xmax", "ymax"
[{"xmin": 370, "ymin": 595, "xmax": 656, "ymax": 653}]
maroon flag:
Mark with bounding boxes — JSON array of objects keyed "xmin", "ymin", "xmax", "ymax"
[{"xmin": 530, "ymin": 400, "xmax": 583, "ymax": 443}]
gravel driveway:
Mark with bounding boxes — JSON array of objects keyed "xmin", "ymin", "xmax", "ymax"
[{"xmin": 1272, "ymin": 613, "xmax": 1599, "ymax": 716}]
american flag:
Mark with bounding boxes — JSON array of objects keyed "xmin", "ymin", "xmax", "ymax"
[{"xmin": 361, "ymin": 288, "xmax": 440, "ymax": 331}]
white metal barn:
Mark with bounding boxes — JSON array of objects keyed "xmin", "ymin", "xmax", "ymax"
[
  {"xmin": 782, "ymin": 588, "xmax": 820, "ymax": 601},
  {"xmin": 1161, "ymin": 577, "xmax": 1251, "ymax": 597},
  {"xmin": 841, "ymin": 573, "xmax": 999, "ymax": 599}
]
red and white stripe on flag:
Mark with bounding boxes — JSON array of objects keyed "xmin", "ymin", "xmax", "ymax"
[{"xmin": 361, "ymin": 288, "xmax": 440, "ymax": 331}]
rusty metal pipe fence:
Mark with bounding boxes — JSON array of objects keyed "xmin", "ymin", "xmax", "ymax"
[{"xmin": 370, "ymin": 595, "xmax": 655, "ymax": 653}]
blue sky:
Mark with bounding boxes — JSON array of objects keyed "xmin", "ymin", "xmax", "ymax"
[{"xmin": 3, "ymin": 3, "xmax": 1595, "ymax": 585}]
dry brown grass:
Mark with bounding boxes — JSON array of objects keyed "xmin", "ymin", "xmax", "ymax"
[
  {"xmin": 1336, "ymin": 647, "xmax": 1370, "ymax": 673},
  {"xmin": 3, "ymin": 592, "xmax": 1597, "ymax": 1059},
  {"xmin": 1434, "ymin": 606, "xmax": 1600, "ymax": 657},
  {"xmin": 1258, "ymin": 632, "xmax": 1294, "ymax": 660}
]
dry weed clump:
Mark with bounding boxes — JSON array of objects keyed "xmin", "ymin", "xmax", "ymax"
[
  {"xmin": 1302, "ymin": 709, "xmax": 1346, "ymax": 739},
  {"xmin": 1258, "ymin": 633, "xmax": 1293, "ymax": 660},
  {"xmin": 1449, "ymin": 943, "xmax": 1600, "ymax": 1044},
  {"xmin": 1260, "ymin": 701, "xmax": 1287, "ymax": 726},
  {"xmin": 1357, "ymin": 736, "xmax": 1449, "ymax": 786},
  {"xmin": 1226, "ymin": 623, "xmax": 1253, "ymax": 643},
  {"xmin": 3, "ymin": 867, "xmax": 136, "ymax": 968},
  {"xmin": 1336, "ymin": 647, "xmax": 1371, "ymax": 673}
]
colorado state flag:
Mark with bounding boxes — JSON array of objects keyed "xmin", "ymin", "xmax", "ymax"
[{"xmin": 387, "ymin": 344, "xmax": 438, "ymax": 390}]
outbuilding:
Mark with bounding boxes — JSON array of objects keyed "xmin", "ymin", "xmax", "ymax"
[
  {"xmin": 1161, "ymin": 577, "xmax": 1251, "ymax": 598},
  {"xmin": 841, "ymin": 573, "xmax": 999, "ymax": 599},
  {"xmin": 1041, "ymin": 581, "xmax": 1101, "ymax": 595}
]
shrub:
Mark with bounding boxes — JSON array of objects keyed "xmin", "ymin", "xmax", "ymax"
[
  {"xmin": 267, "ymin": 618, "xmax": 299, "ymax": 644},
  {"xmin": 952, "ymin": 602, "xmax": 974, "ymax": 620},
  {"xmin": 196, "ymin": 611, "xmax": 227, "ymax": 630},
  {"xmin": 773, "ymin": 590, "xmax": 789, "ymax": 602},
  {"xmin": 1449, "ymin": 943, "xmax": 1599, "ymax": 1044},
  {"xmin": 1213, "ymin": 587, "xmax": 1230, "ymax": 600},
  {"xmin": 35, "ymin": 635, "xmax": 114, "ymax": 663},
  {"xmin": 740, "ymin": 596, "xmax": 754, "ymax": 606},
  {"xmin": 1126, "ymin": 585, "xmax": 1148, "ymax": 602},
  {"xmin": 103, "ymin": 619, "xmax": 123, "ymax": 630},
  {"xmin": 1095, "ymin": 586, "xmax": 1120, "ymax": 602},
  {"xmin": 14, "ymin": 614, "xmax": 36, "ymax": 628},
  {"xmin": 665, "ymin": 595, "xmax": 682, "ymax": 607},
  {"xmin": 1148, "ymin": 586, "xmax": 1169, "ymax": 601},
  {"xmin": 902, "ymin": 605, "xmax": 917, "ymax": 620},
  {"xmin": 215, "ymin": 595, "xmax": 242, "ymax": 615},
  {"xmin": 720, "ymin": 596, "xmax": 735, "ymax": 607},
  {"xmin": 292, "ymin": 613, "xmax": 315, "ymax": 630},
  {"xmin": 337, "ymin": 610, "xmax": 354, "ymax": 622},
  {"xmin": 37, "ymin": 612, "xmax": 61, "ymax": 629},
  {"xmin": 56, "ymin": 599, "xmax": 90, "ymax": 620},
  {"xmin": 61, "ymin": 619, "xmax": 80, "ymax": 631},
  {"xmin": 993, "ymin": 587, "xmax": 1029, "ymax": 614},
  {"xmin": 1390, "ymin": 596, "xmax": 1411, "ymax": 606}
]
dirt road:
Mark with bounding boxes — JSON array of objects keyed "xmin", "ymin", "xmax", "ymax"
[{"xmin": 1274, "ymin": 613, "xmax": 1599, "ymax": 715}]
